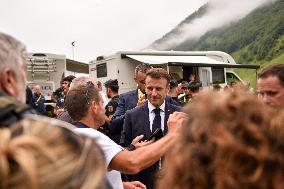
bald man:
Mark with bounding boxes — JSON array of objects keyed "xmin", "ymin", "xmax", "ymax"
[{"xmin": 33, "ymin": 84, "xmax": 46, "ymax": 115}]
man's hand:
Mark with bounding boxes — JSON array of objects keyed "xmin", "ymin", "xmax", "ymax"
[
  {"xmin": 137, "ymin": 95, "xmax": 146, "ymax": 107},
  {"xmin": 105, "ymin": 115, "xmax": 111, "ymax": 124},
  {"xmin": 54, "ymin": 108, "xmax": 64, "ymax": 116},
  {"xmin": 167, "ymin": 112, "xmax": 189, "ymax": 135},
  {"xmin": 131, "ymin": 135, "xmax": 154, "ymax": 149},
  {"xmin": 123, "ymin": 181, "xmax": 147, "ymax": 189}
]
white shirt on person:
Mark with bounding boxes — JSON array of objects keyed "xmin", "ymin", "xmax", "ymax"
[
  {"xmin": 74, "ymin": 127, "xmax": 124, "ymax": 189},
  {"xmin": 148, "ymin": 100, "xmax": 165, "ymax": 132}
]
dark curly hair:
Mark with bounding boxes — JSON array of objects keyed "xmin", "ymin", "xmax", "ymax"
[{"xmin": 157, "ymin": 90, "xmax": 284, "ymax": 189}]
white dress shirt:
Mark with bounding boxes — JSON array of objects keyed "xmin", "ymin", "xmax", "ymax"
[{"xmin": 148, "ymin": 100, "xmax": 165, "ymax": 132}]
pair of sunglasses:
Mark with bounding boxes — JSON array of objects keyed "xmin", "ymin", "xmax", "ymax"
[{"xmin": 85, "ymin": 81, "xmax": 95, "ymax": 105}]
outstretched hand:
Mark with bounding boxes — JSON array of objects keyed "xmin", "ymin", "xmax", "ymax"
[
  {"xmin": 131, "ymin": 135, "xmax": 154, "ymax": 149},
  {"xmin": 123, "ymin": 181, "xmax": 147, "ymax": 189}
]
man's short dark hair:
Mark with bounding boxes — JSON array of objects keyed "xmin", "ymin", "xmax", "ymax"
[
  {"xmin": 104, "ymin": 79, "xmax": 119, "ymax": 93},
  {"xmin": 65, "ymin": 83, "xmax": 99, "ymax": 121},
  {"xmin": 169, "ymin": 80, "xmax": 178, "ymax": 89},
  {"xmin": 258, "ymin": 64, "xmax": 284, "ymax": 86},
  {"xmin": 146, "ymin": 68, "xmax": 171, "ymax": 84},
  {"xmin": 188, "ymin": 81, "xmax": 202, "ymax": 93},
  {"xmin": 134, "ymin": 63, "xmax": 152, "ymax": 76},
  {"xmin": 62, "ymin": 75, "xmax": 76, "ymax": 83}
]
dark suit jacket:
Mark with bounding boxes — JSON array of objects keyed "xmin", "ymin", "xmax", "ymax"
[
  {"xmin": 109, "ymin": 89, "xmax": 138, "ymax": 138},
  {"xmin": 110, "ymin": 89, "xmax": 180, "ymax": 140},
  {"xmin": 111, "ymin": 89, "xmax": 138, "ymax": 122},
  {"xmin": 120, "ymin": 100, "xmax": 180, "ymax": 189}
]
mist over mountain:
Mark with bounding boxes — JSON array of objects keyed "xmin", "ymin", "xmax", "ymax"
[
  {"xmin": 149, "ymin": 0, "xmax": 284, "ymax": 86},
  {"xmin": 149, "ymin": 0, "xmax": 278, "ymax": 50}
]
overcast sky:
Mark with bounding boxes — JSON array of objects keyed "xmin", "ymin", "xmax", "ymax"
[{"xmin": 0, "ymin": 0, "xmax": 207, "ymax": 62}]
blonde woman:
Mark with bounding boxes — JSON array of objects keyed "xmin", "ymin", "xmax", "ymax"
[{"xmin": 0, "ymin": 117, "xmax": 106, "ymax": 189}]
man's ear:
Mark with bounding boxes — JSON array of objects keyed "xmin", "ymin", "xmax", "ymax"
[
  {"xmin": 0, "ymin": 68, "xmax": 18, "ymax": 97},
  {"xmin": 106, "ymin": 88, "xmax": 110, "ymax": 94},
  {"xmin": 166, "ymin": 83, "xmax": 170, "ymax": 93},
  {"xmin": 90, "ymin": 101, "xmax": 98, "ymax": 114}
]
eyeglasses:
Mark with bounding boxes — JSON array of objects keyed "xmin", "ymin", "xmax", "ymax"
[{"xmin": 85, "ymin": 81, "xmax": 95, "ymax": 105}]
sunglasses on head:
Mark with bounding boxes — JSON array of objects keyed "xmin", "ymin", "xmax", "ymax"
[{"xmin": 85, "ymin": 81, "xmax": 95, "ymax": 105}]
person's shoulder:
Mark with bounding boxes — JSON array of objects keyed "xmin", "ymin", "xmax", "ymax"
[
  {"xmin": 106, "ymin": 99, "xmax": 114, "ymax": 106},
  {"xmin": 25, "ymin": 114, "xmax": 76, "ymax": 130},
  {"xmin": 109, "ymin": 96, "xmax": 119, "ymax": 104},
  {"xmin": 74, "ymin": 128, "xmax": 122, "ymax": 149},
  {"xmin": 120, "ymin": 89, "xmax": 137, "ymax": 98},
  {"xmin": 74, "ymin": 127, "xmax": 102, "ymax": 138},
  {"xmin": 125, "ymin": 102, "xmax": 146, "ymax": 115},
  {"xmin": 167, "ymin": 101, "xmax": 181, "ymax": 111},
  {"xmin": 112, "ymin": 95, "xmax": 119, "ymax": 102}
]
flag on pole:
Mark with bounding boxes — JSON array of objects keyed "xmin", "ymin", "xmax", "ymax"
[{"xmin": 71, "ymin": 41, "xmax": 75, "ymax": 47}]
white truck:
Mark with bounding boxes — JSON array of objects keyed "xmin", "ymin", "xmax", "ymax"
[{"xmin": 89, "ymin": 51, "xmax": 259, "ymax": 94}]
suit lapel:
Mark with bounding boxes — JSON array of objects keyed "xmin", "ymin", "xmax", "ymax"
[
  {"xmin": 164, "ymin": 102, "xmax": 175, "ymax": 134},
  {"xmin": 141, "ymin": 103, "xmax": 151, "ymax": 138}
]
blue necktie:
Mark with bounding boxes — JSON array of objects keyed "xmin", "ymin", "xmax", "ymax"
[{"xmin": 152, "ymin": 108, "xmax": 161, "ymax": 132}]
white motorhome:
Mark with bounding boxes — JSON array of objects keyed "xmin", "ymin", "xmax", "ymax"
[
  {"xmin": 26, "ymin": 53, "xmax": 89, "ymax": 100},
  {"xmin": 89, "ymin": 51, "xmax": 259, "ymax": 94}
]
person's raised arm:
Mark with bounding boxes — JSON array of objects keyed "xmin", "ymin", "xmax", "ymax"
[{"xmin": 109, "ymin": 112, "xmax": 188, "ymax": 174}]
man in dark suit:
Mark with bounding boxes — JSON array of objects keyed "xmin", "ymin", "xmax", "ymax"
[
  {"xmin": 120, "ymin": 68, "xmax": 180, "ymax": 189},
  {"xmin": 110, "ymin": 63, "xmax": 152, "ymax": 143}
]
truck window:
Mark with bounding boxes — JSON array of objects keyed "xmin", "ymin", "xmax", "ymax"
[
  {"xmin": 226, "ymin": 72, "xmax": 240, "ymax": 85},
  {"xmin": 97, "ymin": 63, "xmax": 107, "ymax": 78},
  {"xmin": 212, "ymin": 68, "xmax": 225, "ymax": 84}
]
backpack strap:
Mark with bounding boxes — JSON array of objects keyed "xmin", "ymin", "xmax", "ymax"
[{"xmin": 0, "ymin": 95, "xmax": 33, "ymax": 127}]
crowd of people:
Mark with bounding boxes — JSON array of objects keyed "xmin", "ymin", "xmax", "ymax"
[{"xmin": 0, "ymin": 31, "xmax": 284, "ymax": 189}]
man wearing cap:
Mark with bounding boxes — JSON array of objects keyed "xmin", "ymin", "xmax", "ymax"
[{"xmin": 179, "ymin": 81, "xmax": 192, "ymax": 106}]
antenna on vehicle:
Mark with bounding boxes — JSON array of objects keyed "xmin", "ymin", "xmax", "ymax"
[{"xmin": 71, "ymin": 41, "xmax": 75, "ymax": 60}]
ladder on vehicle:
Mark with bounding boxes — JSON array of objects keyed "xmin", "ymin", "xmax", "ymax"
[{"xmin": 27, "ymin": 57, "xmax": 57, "ymax": 81}]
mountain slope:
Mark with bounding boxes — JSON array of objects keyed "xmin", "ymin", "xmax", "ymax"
[{"xmin": 151, "ymin": 0, "xmax": 284, "ymax": 87}]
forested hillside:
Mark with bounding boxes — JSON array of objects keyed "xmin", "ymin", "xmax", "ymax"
[{"xmin": 152, "ymin": 0, "xmax": 284, "ymax": 87}]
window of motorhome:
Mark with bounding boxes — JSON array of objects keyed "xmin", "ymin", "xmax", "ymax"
[
  {"xmin": 226, "ymin": 72, "xmax": 240, "ymax": 85},
  {"xmin": 97, "ymin": 63, "xmax": 107, "ymax": 78},
  {"xmin": 212, "ymin": 68, "xmax": 225, "ymax": 84}
]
